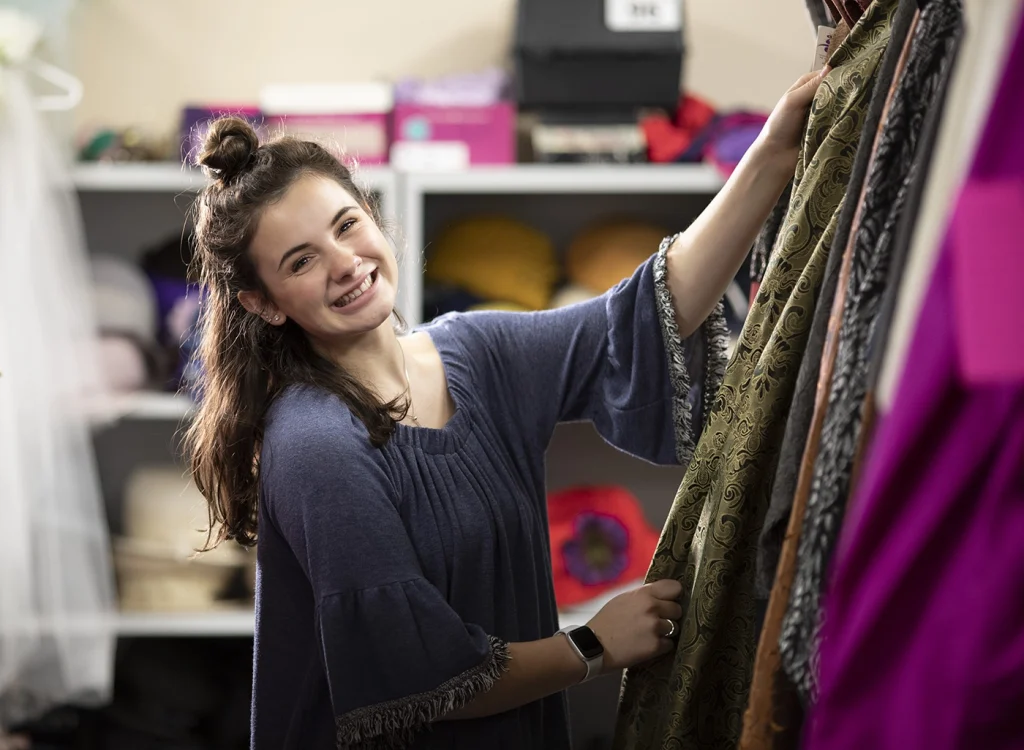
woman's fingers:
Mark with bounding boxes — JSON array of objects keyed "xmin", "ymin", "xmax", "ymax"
[
  {"xmin": 653, "ymin": 599, "xmax": 684, "ymax": 621},
  {"xmin": 788, "ymin": 70, "xmax": 822, "ymax": 92},
  {"xmin": 788, "ymin": 66, "xmax": 830, "ymax": 106},
  {"xmin": 645, "ymin": 578, "xmax": 683, "ymax": 600}
]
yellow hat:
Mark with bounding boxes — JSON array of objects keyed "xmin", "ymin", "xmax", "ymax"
[
  {"xmin": 426, "ymin": 216, "xmax": 559, "ymax": 311},
  {"xmin": 566, "ymin": 220, "xmax": 669, "ymax": 294}
]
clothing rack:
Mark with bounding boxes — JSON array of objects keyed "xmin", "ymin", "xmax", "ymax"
[{"xmin": 615, "ymin": 2, "xmax": 1024, "ymax": 749}]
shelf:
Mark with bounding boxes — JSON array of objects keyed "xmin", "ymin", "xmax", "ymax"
[
  {"xmin": 72, "ymin": 162, "xmax": 722, "ymax": 195},
  {"xmin": 116, "ymin": 609, "xmax": 254, "ymax": 637},
  {"xmin": 86, "ymin": 391, "xmax": 194, "ymax": 426},
  {"xmin": 405, "ymin": 163, "xmax": 725, "ymax": 195},
  {"xmin": 72, "ymin": 162, "xmax": 396, "ymax": 196},
  {"xmin": 72, "ymin": 162, "xmax": 207, "ymax": 192},
  {"xmin": 9, "ymin": 610, "xmax": 253, "ymax": 637}
]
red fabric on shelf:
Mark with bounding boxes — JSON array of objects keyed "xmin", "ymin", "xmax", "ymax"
[
  {"xmin": 641, "ymin": 94, "xmax": 718, "ymax": 163},
  {"xmin": 548, "ymin": 485, "xmax": 661, "ymax": 607}
]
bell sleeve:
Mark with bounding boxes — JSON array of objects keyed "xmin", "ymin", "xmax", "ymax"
[{"xmin": 439, "ymin": 235, "xmax": 729, "ymax": 465}]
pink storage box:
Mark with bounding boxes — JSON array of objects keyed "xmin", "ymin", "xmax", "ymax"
[
  {"xmin": 392, "ymin": 102, "xmax": 516, "ymax": 165},
  {"xmin": 265, "ymin": 113, "xmax": 390, "ymax": 166}
]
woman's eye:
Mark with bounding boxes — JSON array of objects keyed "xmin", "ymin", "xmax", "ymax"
[
  {"xmin": 336, "ymin": 219, "xmax": 357, "ymax": 236},
  {"xmin": 291, "ymin": 256, "xmax": 311, "ymax": 273}
]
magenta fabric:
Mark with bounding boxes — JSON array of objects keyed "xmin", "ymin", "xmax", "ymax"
[
  {"xmin": 807, "ymin": 11, "xmax": 1024, "ymax": 750},
  {"xmin": 952, "ymin": 180, "xmax": 1024, "ymax": 383}
]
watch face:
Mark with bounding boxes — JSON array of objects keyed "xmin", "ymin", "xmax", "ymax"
[{"xmin": 569, "ymin": 627, "xmax": 604, "ymax": 659}]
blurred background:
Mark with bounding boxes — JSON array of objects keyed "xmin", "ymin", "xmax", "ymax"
[
  {"xmin": 70, "ymin": 0, "xmax": 809, "ymax": 132},
  {"xmin": 1, "ymin": 1, "xmax": 821, "ymax": 748}
]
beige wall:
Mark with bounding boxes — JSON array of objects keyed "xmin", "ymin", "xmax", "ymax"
[{"xmin": 71, "ymin": 0, "xmax": 814, "ymax": 137}]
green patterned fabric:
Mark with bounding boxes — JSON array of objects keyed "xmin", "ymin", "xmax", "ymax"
[{"xmin": 613, "ymin": 2, "xmax": 898, "ymax": 748}]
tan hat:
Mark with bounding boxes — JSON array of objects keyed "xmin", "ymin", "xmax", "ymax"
[
  {"xmin": 118, "ymin": 465, "xmax": 245, "ymax": 611},
  {"xmin": 113, "ymin": 537, "xmax": 242, "ymax": 612},
  {"xmin": 566, "ymin": 220, "xmax": 669, "ymax": 294}
]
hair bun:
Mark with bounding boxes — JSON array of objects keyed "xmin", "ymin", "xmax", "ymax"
[{"xmin": 198, "ymin": 117, "xmax": 259, "ymax": 185}]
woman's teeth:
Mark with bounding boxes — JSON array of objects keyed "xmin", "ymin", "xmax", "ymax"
[{"xmin": 336, "ymin": 272, "xmax": 374, "ymax": 307}]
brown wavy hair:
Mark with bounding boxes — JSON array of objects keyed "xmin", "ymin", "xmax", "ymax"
[{"xmin": 183, "ymin": 117, "xmax": 407, "ymax": 549}]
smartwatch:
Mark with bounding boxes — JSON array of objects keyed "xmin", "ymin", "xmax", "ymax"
[{"xmin": 557, "ymin": 625, "xmax": 604, "ymax": 682}]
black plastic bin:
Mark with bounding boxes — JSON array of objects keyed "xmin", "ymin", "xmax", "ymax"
[{"xmin": 513, "ymin": 0, "xmax": 685, "ymax": 112}]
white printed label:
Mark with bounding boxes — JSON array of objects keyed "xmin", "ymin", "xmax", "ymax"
[
  {"xmin": 389, "ymin": 141, "xmax": 470, "ymax": 172},
  {"xmin": 605, "ymin": 0, "xmax": 682, "ymax": 32},
  {"xmin": 812, "ymin": 25, "xmax": 835, "ymax": 71}
]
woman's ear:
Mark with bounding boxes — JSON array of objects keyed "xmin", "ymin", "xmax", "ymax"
[{"xmin": 238, "ymin": 290, "xmax": 286, "ymax": 325}]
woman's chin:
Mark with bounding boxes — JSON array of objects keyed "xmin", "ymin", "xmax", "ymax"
[{"xmin": 326, "ymin": 301, "xmax": 395, "ymax": 337}]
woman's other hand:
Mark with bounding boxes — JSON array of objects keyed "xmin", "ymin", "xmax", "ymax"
[
  {"xmin": 757, "ymin": 67, "xmax": 831, "ymax": 168},
  {"xmin": 586, "ymin": 578, "xmax": 684, "ymax": 673}
]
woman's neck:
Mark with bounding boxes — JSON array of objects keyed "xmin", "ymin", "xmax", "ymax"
[{"xmin": 316, "ymin": 320, "xmax": 407, "ymax": 397}]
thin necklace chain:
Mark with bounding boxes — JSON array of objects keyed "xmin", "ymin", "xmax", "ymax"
[{"xmin": 398, "ymin": 342, "xmax": 421, "ymax": 426}]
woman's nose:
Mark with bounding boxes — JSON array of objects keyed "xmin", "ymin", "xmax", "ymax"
[{"xmin": 327, "ymin": 245, "xmax": 361, "ymax": 282}]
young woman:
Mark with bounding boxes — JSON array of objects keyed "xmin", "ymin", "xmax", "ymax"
[{"xmin": 185, "ymin": 70, "xmax": 827, "ymax": 749}]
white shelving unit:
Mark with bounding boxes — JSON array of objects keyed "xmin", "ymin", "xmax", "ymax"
[
  {"xmin": 74, "ymin": 162, "xmax": 723, "ymax": 328},
  {"xmin": 78, "ymin": 162, "xmax": 726, "ymax": 641}
]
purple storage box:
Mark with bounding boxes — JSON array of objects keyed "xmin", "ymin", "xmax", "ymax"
[
  {"xmin": 392, "ymin": 102, "xmax": 516, "ymax": 165},
  {"xmin": 179, "ymin": 105, "xmax": 263, "ymax": 164}
]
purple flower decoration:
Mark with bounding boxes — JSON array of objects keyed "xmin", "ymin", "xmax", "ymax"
[{"xmin": 561, "ymin": 512, "xmax": 630, "ymax": 586}]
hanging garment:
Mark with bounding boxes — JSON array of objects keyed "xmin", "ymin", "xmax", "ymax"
[
  {"xmin": 846, "ymin": 0, "xmax": 962, "ymax": 515},
  {"xmin": 752, "ymin": 15, "xmax": 920, "ymax": 724},
  {"xmin": 747, "ymin": 180, "xmax": 791, "ymax": 307},
  {"xmin": 829, "ymin": 0, "xmax": 873, "ymax": 27},
  {"xmin": 841, "ymin": 2, "xmax": 864, "ymax": 25},
  {"xmin": 806, "ymin": 17, "xmax": 1024, "ymax": 742},
  {"xmin": 755, "ymin": 0, "xmax": 917, "ymax": 599},
  {"xmin": 778, "ymin": 0, "xmax": 964, "ymax": 700},
  {"xmin": 738, "ymin": 4, "xmax": 920, "ymax": 747},
  {"xmin": 825, "ymin": 0, "xmax": 856, "ymax": 27},
  {"xmin": 876, "ymin": 0, "xmax": 1024, "ymax": 410},
  {"xmin": 0, "ymin": 33, "xmax": 116, "ymax": 728},
  {"xmin": 613, "ymin": 4, "xmax": 898, "ymax": 748}
]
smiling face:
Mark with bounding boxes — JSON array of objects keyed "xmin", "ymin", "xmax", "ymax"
[{"xmin": 240, "ymin": 174, "xmax": 398, "ymax": 349}]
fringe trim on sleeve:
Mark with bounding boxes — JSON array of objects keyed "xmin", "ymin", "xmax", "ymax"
[
  {"xmin": 702, "ymin": 301, "xmax": 730, "ymax": 424},
  {"xmin": 335, "ymin": 636, "xmax": 511, "ymax": 750},
  {"xmin": 653, "ymin": 235, "xmax": 731, "ymax": 466}
]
